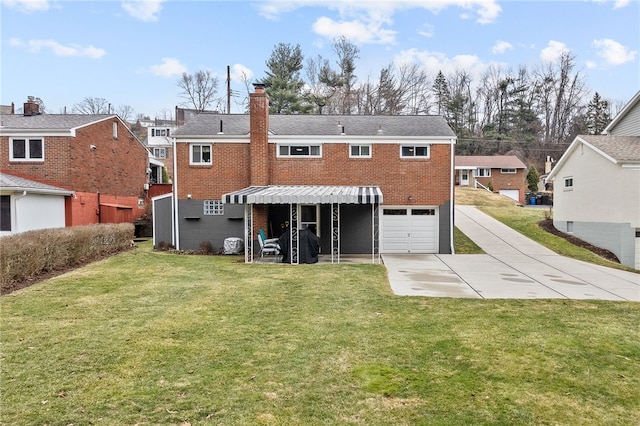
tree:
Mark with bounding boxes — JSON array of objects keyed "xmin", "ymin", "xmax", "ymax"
[
  {"xmin": 527, "ymin": 164, "xmax": 540, "ymax": 193},
  {"xmin": 586, "ymin": 92, "xmax": 610, "ymax": 135},
  {"xmin": 117, "ymin": 105, "xmax": 135, "ymax": 122},
  {"xmin": 177, "ymin": 70, "xmax": 220, "ymax": 111},
  {"xmin": 73, "ymin": 97, "xmax": 110, "ymax": 114},
  {"xmin": 432, "ymin": 71, "xmax": 450, "ymax": 116},
  {"xmin": 262, "ymin": 43, "xmax": 307, "ymax": 114},
  {"xmin": 332, "ymin": 36, "xmax": 360, "ymax": 114}
]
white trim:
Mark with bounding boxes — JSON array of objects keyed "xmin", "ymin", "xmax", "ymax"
[
  {"xmin": 277, "ymin": 143, "xmax": 322, "ymax": 158},
  {"xmin": 349, "ymin": 143, "xmax": 372, "ymax": 158},
  {"xmin": 189, "ymin": 143, "xmax": 212, "ymax": 165},
  {"xmin": 9, "ymin": 137, "xmax": 45, "ymax": 162},
  {"xmin": 399, "ymin": 144, "xmax": 430, "ymax": 158}
]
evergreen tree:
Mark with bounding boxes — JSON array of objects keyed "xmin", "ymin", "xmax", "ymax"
[
  {"xmin": 527, "ymin": 165, "xmax": 540, "ymax": 193},
  {"xmin": 262, "ymin": 43, "xmax": 309, "ymax": 114},
  {"xmin": 586, "ymin": 92, "xmax": 610, "ymax": 135},
  {"xmin": 432, "ymin": 71, "xmax": 450, "ymax": 116}
]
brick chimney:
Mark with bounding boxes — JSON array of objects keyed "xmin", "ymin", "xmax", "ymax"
[
  {"xmin": 23, "ymin": 97, "xmax": 40, "ymax": 116},
  {"xmin": 250, "ymin": 83, "xmax": 270, "ymax": 186}
]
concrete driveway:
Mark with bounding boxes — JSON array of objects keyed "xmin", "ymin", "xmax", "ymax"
[{"xmin": 382, "ymin": 205, "xmax": 639, "ymax": 301}]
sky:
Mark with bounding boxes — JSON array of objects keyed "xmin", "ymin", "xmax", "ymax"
[{"xmin": 1, "ymin": 0, "xmax": 639, "ymax": 119}]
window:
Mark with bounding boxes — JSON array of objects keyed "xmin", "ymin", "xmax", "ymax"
[
  {"xmin": 191, "ymin": 144, "xmax": 212, "ymax": 165},
  {"xmin": 383, "ymin": 209, "xmax": 407, "ymax": 215},
  {"xmin": 153, "ymin": 148, "xmax": 167, "ymax": 158},
  {"xmin": 477, "ymin": 168, "xmax": 491, "ymax": 177},
  {"xmin": 350, "ymin": 144, "xmax": 371, "ymax": 158},
  {"xmin": 10, "ymin": 138, "xmax": 43, "ymax": 161},
  {"xmin": 400, "ymin": 145, "xmax": 429, "ymax": 158},
  {"xmin": 1, "ymin": 195, "xmax": 10, "ymax": 231},
  {"xmin": 412, "ymin": 209, "xmax": 435, "ymax": 215},
  {"xmin": 564, "ymin": 177, "xmax": 573, "ymax": 189},
  {"xmin": 501, "ymin": 168, "xmax": 516, "ymax": 174},
  {"xmin": 278, "ymin": 144, "xmax": 321, "ymax": 157},
  {"xmin": 204, "ymin": 200, "xmax": 224, "ymax": 215}
]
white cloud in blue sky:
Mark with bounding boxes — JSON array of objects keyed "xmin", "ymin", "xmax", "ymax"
[
  {"xmin": 592, "ymin": 38, "xmax": 637, "ymax": 65},
  {"xmin": 121, "ymin": 0, "xmax": 165, "ymax": 22},
  {"xmin": 149, "ymin": 57, "xmax": 187, "ymax": 77},
  {"xmin": 8, "ymin": 37, "xmax": 106, "ymax": 59},
  {"xmin": 492, "ymin": 40, "xmax": 513, "ymax": 55},
  {"xmin": 0, "ymin": 0, "xmax": 49, "ymax": 13}
]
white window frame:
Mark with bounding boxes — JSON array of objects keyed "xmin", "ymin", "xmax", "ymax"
[
  {"xmin": 204, "ymin": 200, "xmax": 224, "ymax": 215},
  {"xmin": 277, "ymin": 144, "xmax": 322, "ymax": 157},
  {"xmin": 349, "ymin": 144, "xmax": 372, "ymax": 158},
  {"xmin": 477, "ymin": 168, "xmax": 491, "ymax": 177},
  {"xmin": 190, "ymin": 144, "xmax": 212, "ymax": 165},
  {"xmin": 153, "ymin": 147, "xmax": 167, "ymax": 159},
  {"xmin": 564, "ymin": 177, "xmax": 573, "ymax": 190},
  {"xmin": 9, "ymin": 137, "xmax": 44, "ymax": 161},
  {"xmin": 500, "ymin": 168, "xmax": 516, "ymax": 174},
  {"xmin": 400, "ymin": 145, "xmax": 430, "ymax": 158}
]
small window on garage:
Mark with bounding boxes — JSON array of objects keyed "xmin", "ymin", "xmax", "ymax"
[
  {"xmin": 383, "ymin": 209, "xmax": 407, "ymax": 215},
  {"xmin": 412, "ymin": 209, "xmax": 435, "ymax": 215}
]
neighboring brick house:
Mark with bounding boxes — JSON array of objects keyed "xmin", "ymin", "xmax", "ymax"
[
  {"xmin": 0, "ymin": 99, "xmax": 151, "ymax": 233},
  {"xmin": 144, "ymin": 122, "xmax": 175, "ymax": 184},
  {"xmin": 455, "ymin": 155, "xmax": 527, "ymax": 204},
  {"xmin": 153, "ymin": 84, "xmax": 457, "ymax": 262},
  {"xmin": 547, "ymin": 90, "xmax": 640, "ymax": 269}
]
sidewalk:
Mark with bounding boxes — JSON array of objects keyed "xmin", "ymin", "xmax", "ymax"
[{"xmin": 383, "ymin": 206, "xmax": 639, "ymax": 301}]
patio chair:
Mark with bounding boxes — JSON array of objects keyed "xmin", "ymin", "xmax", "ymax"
[
  {"xmin": 257, "ymin": 232, "xmax": 280, "ymax": 258},
  {"xmin": 259, "ymin": 228, "xmax": 279, "ymax": 245}
]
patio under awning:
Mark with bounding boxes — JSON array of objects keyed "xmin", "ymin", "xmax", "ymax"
[{"xmin": 223, "ymin": 185, "xmax": 383, "ymax": 205}]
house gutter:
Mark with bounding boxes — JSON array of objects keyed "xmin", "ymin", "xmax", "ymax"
[
  {"xmin": 450, "ymin": 137, "xmax": 455, "ymax": 254},
  {"xmin": 172, "ymin": 137, "xmax": 180, "ymax": 250}
]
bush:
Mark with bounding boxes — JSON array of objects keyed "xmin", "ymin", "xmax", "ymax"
[{"xmin": 1, "ymin": 223, "xmax": 133, "ymax": 291}]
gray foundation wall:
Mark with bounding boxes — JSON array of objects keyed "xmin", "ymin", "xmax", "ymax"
[
  {"xmin": 178, "ymin": 200, "xmax": 245, "ymax": 251},
  {"xmin": 553, "ymin": 220, "xmax": 636, "ymax": 268},
  {"xmin": 152, "ymin": 196, "xmax": 173, "ymax": 248},
  {"xmin": 439, "ymin": 200, "xmax": 452, "ymax": 254}
]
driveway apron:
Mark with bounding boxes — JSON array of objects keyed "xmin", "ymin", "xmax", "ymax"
[{"xmin": 382, "ymin": 205, "xmax": 639, "ymax": 301}]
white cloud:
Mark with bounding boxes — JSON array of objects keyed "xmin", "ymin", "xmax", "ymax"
[
  {"xmin": 585, "ymin": 60, "xmax": 598, "ymax": 69},
  {"xmin": 592, "ymin": 38, "xmax": 637, "ymax": 65},
  {"xmin": 258, "ymin": 0, "xmax": 501, "ymax": 46},
  {"xmin": 394, "ymin": 48, "xmax": 490, "ymax": 81},
  {"xmin": 540, "ymin": 40, "xmax": 570, "ymax": 63},
  {"xmin": 230, "ymin": 64, "xmax": 254, "ymax": 82},
  {"xmin": 121, "ymin": 0, "xmax": 164, "ymax": 22},
  {"xmin": 492, "ymin": 40, "xmax": 512, "ymax": 55},
  {"xmin": 9, "ymin": 38, "xmax": 105, "ymax": 58},
  {"xmin": 0, "ymin": 0, "xmax": 49, "ymax": 12},
  {"xmin": 418, "ymin": 23, "xmax": 435, "ymax": 38},
  {"xmin": 312, "ymin": 16, "xmax": 396, "ymax": 44},
  {"xmin": 592, "ymin": 0, "xmax": 630, "ymax": 9},
  {"xmin": 149, "ymin": 57, "xmax": 187, "ymax": 77}
]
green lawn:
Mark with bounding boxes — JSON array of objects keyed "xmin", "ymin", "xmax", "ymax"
[{"xmin": 2, "ymin": 242, "xmax": 639, "ymax": 425}]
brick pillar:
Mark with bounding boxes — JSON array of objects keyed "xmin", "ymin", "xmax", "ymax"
[{"xmin": 250, "ymin": 83, "xmax": 269, "ymax": 186}]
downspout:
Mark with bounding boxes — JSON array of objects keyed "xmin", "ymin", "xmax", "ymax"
[
  {"xmin": 450, "ymin": 138, "xmax": 455, "ymax": 254},
  {"xmin": 172, "ymin": 136, "xmax": 180, "ymax": 250}
]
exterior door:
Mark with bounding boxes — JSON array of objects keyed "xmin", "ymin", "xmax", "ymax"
[
  {"xmin": 460, "ymin": 169, "xmax": 470, "ymax": 186},
  {"xmin": 381, "ymin": 207, "xmax": 439, "ymax": 253}
]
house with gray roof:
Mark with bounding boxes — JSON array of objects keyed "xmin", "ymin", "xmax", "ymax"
[
  {"xmin": 455, "ymin": 155, "xmax": 528, "ymax": 204},
  {"xmin": 154, "ymin": 84, "xmax": 457, "ymax": 262},
  {"xmin": 1, "ymin": 98, "xmax": 152, "ymax": 234},
  {"xmin": 547, "ymin": 90, "xmax": 640, "ymax": 269}
]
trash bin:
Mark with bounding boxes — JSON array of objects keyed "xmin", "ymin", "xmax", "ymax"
[{"xmin": 530, "ymin": 196, "xmax": 537, "ymax": 205}]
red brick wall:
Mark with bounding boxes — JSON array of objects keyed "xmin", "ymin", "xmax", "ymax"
[
  {"xmin": 475, "ymin": 168, "xmax": 526, "ymax": 204},
  {"xmin": 175, "ymin": 141, "xmax": 452, "ymax": 206},
  {"xmin": 249, "ymin": 87, "xmax": 270, "ymax": 186}
]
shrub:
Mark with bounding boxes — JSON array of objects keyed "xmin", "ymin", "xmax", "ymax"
[
  {"xmin": 199, "ymin": 240, "xmax": 213, "ymax": 255},
  {"xmin": 1, "ymin": 223, "xmax": 133, "ymax": 291}
]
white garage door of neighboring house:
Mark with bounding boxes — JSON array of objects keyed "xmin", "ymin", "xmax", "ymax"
[
  {"xmin": 381, "ymin": 207, "xmax": 439, "ymax": 253},
  {"xmin": 499, "ymin": 189, "xmax": 520, "ymax": 202}
]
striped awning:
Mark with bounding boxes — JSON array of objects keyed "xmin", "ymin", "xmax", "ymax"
[{"xmin": 223, "ymin": 185, "xmax": 383, "ymax": 204}]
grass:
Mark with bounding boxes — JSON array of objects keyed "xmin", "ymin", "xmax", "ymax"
[
  {"xmin": 2, "ymin": 242, "xmax": 639, "ymax": 425},
  {"xmin": 454, "ymin": 187, "xmax": 637, "ymax": 272}
]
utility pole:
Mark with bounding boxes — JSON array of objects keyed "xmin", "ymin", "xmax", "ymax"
[{"xmin": 227, "ymin": 65, "xmax": 231, "ymax": 114}]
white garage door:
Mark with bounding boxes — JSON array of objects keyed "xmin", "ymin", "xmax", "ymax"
[
  {"xmin": 381, "ymin": 207, "xmax": 439, "ymax": 253},
  {"xmin": 499, "ymin": 189, "xmax": 520, "ymax": 202}
]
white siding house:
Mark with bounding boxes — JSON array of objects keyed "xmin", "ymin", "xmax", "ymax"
[
  {"xmin": 0, "ymin": 173, "xmax": 73, "ymax": 235},
  {"xmin": 547, "ymin": 91, "xmax": 640, "ymax": 269}
]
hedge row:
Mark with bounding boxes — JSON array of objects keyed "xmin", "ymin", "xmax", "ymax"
[{"xmin": 1, "ymin": 223, "xmax": 134, "ymax": 290}]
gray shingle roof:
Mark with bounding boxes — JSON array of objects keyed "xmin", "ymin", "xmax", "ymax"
[
  {"xmin": 0, "ymin": 114, "xmax": 115, "ymax": 130},
  {"xmin": 172, "ymin": 113, "xmax": 456, "ymax": 138},
  {"xmin": 580, "ymin": 135, "xmax": 640, "ymax": 163},
  {"xmin": 0, "ymin": 172, "xmax": 73, "ymax": 195}
]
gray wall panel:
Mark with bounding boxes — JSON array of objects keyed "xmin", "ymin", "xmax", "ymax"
[
  {"xmin": 439, "ymin": 200, "xmax": 452, "ymax": 254},
  {"xmin": 178, "ymin": 200, "xmax": 245, "ymax": 251}
]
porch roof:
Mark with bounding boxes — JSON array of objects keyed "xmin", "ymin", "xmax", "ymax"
[{"xmin": 223, "ymin": 185, "xmax": 383, "ymax": 205}]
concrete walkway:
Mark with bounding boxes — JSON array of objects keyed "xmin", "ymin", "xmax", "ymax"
[{"xmin": 383, "ymin": 205, "xmax": 639, "ymax": 301}]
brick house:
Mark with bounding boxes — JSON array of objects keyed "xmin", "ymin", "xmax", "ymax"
[
  {"xmin": 153, "ymin": 84, "xmax": 457, "ymax": 263},
  {"xmin": 0, "ymin": 99, "xmax": 151, "ymax": 233},
  {"xmin": 454, "ymin": 155, "xmax": 527, "ymax": 204}
]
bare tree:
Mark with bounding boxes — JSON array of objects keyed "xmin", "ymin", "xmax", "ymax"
[
  {"xmin": 117, "ymin": 105, "xmax": 135, "ymax": 122},
  {"xmin": 73, "ymin": 97, "xmax": 110, "ymax": 114},
  {"xmin": 333, "ymin": 36, "xmax": 360, "ymax": 114},
  {"xmin": 177, "ymin": 70, "xmax": 220, "ymax": 111}
]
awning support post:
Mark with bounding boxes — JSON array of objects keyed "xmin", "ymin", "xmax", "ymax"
[
  {"xmin": 331, "ymin": 203, "xmax": 340, "ymax": 264},
  {"xmin": 372, "ymin": 202, "xmax": 380, "ymax": 263},
  {"xmin": 290, "ymin": 203, "xmax": 299, "ymax": 264},
  {"xmin": 245, "ymin": 204, "xmax": 253, "ymax": 263}
]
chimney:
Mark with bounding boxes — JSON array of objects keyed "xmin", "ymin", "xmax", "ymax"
[
  {"xmin": 545, "ymin": 156, "xmax": 552, "ymax": 174},
  {"xmin": 250, "ymin": 83, "xmax": 270, "ymax": 186},
  {"xmin": 23, "ymin": 97, "xmax": 40, "ymax": 116}
]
